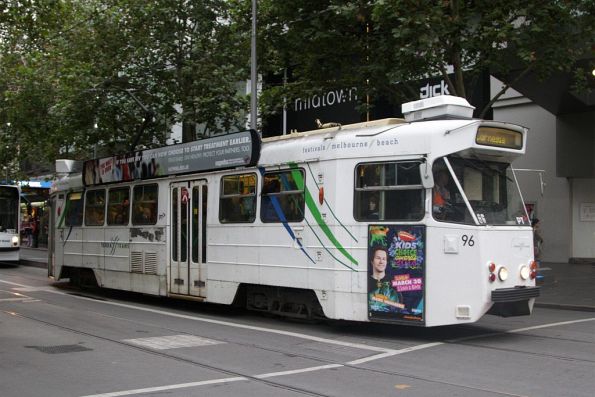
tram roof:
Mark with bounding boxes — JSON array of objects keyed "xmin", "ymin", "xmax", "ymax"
[
  {"xmin": 258, "ymin": 117, "xmax": 487, "ymax": 166},
  {"xmin": 50, "ymin": 115, "xmax": 525, "ymax": 192}
]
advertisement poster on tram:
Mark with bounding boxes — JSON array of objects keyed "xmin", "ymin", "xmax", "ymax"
[
  {"xmin": 83, "ymin": 130, "xmax": 260, "ymax": 186},
  {"xmin": 368, "ymin": 225, "xmax": 425, "ymax": 323}
]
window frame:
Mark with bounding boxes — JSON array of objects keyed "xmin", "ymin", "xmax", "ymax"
[
  {"xmin": 219, "ymin": 173, "xmax": 257, "ymax": 224},
  {"xmin": 106, "ymin": 186, "xmax": 131, "ymax": 226},
  {"xmin": 354, "ymin": 160, "xmax": 425, "ymax": 222},
  {"xmin": 65, "ymin": 191, "xmax": 84, "ymax": 227},
  {"xmin": 84, "ymin": 189, "xmax": 106, "ymax": 226},
  {"xmin": 260, "ymin": 169, "xmax": 305, "ymax": 223},
  {"xmin": 131, "ymin": 184, "xmax": 159, "ymax": 225}
]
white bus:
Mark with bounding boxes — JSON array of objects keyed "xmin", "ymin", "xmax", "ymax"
[
  {"xmin": 0, "ymin": 184, "xmax": 20, "ymax": 262},
  {"xmin": 48, "ymin": 96, "xmax": 539, "ymax": 326}
]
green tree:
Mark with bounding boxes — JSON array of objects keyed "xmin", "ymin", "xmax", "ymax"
[
  {"xmin": 255, "ymin": 0, "xmax": 594, "ymax": 120},
  {"xmin": 0, "ymin": 0, "xmax": 251, "ymax": 172}
]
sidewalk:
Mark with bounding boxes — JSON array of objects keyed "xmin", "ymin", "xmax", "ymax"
[{"xmin": 17, "ymin": 248, "xmax": 595, "ymax": 312}]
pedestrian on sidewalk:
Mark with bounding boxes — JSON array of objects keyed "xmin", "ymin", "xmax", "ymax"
[{"xmin": 532, "ymin": 218, "xmax": 544, "ymax": 261}]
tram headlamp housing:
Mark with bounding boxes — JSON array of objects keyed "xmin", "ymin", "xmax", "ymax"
[
  {"xmin": 519, "ymin": 265, "xmax": 530, "ymax": 280},
  {"xmin": 498, "ymin": 266, "xmax": 509, "ymax": 281},
  {"xmin": 11, "ymin": 236, "xmax": 19, "ymax": 246}
]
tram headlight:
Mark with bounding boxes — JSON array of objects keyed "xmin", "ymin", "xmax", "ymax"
[
  {"xmin": 11, "ymin": 236, "xmax": 19, "ymax": 246},
  {"xmin": 498, "ymin": 266, "xmax": 509, "ymax": 281},
  {"xmin": 520, "ymin": 265, "xmax": 530, "ymax": 280}
]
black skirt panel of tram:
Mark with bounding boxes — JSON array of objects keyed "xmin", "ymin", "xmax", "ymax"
[
  {"xmin": 491, "ymin": 286, "xmax": 541, "ymax": 302},
  {"xmin": 488, "ymin": 286, "xmax": 541, "ymax": 317}
]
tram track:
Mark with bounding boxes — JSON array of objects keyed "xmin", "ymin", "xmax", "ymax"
[
  {"xmin": 2, "ymin": 306, "xmax": 531, "ymax": 397},
  {"xmin": 3, "ymin": 287, "xmax": 583, "ymax": 397},
  {"xmin": 1, "ymin": 308, "xmax": 333, "ymax": 397}
]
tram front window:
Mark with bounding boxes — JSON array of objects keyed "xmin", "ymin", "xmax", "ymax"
[
  {"xmin": 0, "ymin": 188, "xmax": 19, "ymax": 232},
  {"xmin": 433, "ymin": 157, "xmax": 528, "ymax": 226}
]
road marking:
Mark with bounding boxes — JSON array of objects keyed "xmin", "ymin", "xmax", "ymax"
[
  {"xmin": 123, "ymin": 334, "xmax": 224, "ymax": 350},
  {"xmin": 80, "ymin": 377, "xmax": 247, "ymax": 397},
  {"xmin": 447, "ymin": 317, "xmax": 595, "ymax": 344},
  {"xmin": 77, "ymin": 313, "xmax": 595, "ymax": 397},
  {"xmin": 506, "ymin": 317, "xmax": 595, "ymax": 333},
  {"xmin": 1, "ymin": 277, "xmax": 395, "ymax": 354},
  {"xmin": 0, "ymin": 297, "xmax": 36, "ymax": 302},
  {"xmin": 13, "ymin": 286, "xmax": 56, "ymax": 292},
  {"xmin": 48, "ymin": 289, "xmax": 395, "ymax": 353},
  {"xmin": 255, "ymin": 363, "xmax": 343, "ymax": 379},
  {"xmin": 2, "ymin": 277, "xmax": 594, "ymax": 397},
  {"xmin": 346, "ymin": 342, "xmax": 445, "ymax": 365},
  {"xmin": 0, "ymin": 279, "xmax": 29, "ymax": 287},
  {"xmin": 0, "ymin": 289, "xmax": 37, "ymax": 303}
]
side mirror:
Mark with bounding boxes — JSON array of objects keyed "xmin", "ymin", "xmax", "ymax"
[{"xmin": 420, "ymin": 161, "xmax": 434, "ymax": 188}]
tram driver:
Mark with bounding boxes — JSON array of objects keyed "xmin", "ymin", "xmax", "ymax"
[{"xmin": 432, "ymin": 168, "xmax": 452, "ymax": 220}]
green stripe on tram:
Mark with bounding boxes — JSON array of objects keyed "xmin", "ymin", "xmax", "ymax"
[
  {"xmin": 288, "ymin": 162, "xmax": 358, "ymax": 266},
  {"xmin": 57, "ymin": 198, "xmax": 69, "ymax": 228},
  {"xmin": 305, "ymin": 162, "xmax": 358, "ymax": 243}
]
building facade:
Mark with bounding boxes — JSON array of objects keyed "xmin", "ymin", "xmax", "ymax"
[{"xmin": 492, "ymin": 78, "xmax": 594, "ymax": 263}]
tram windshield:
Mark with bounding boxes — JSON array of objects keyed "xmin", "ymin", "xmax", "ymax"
[
  {"xmin": 432, "ymin": 157, "xmax": 528, "ymax": 226},
  {"xmin": 0, "ymin": 187, "xmax": 19, "ymax": 232}
]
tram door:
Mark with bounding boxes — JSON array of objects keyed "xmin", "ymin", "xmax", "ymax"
[{"xmin": 170, "ymin": 180, "xmax": 208, "ymax": 297}]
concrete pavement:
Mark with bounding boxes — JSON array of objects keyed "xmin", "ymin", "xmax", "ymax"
[
  {"xmin": 17, "ymin": 247, "xmax": 595, "ymax": 312},
  {"xmin": 536, "ymin": 261, "xmax": 594, "ymax": 312}
]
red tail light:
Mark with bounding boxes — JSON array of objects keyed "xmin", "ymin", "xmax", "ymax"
[{"xmin": 488, "ymin": 262, "xmax": 496, "ymax": 273}]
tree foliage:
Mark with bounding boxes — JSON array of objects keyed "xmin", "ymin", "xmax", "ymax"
[
  {"xmin": 255, "ymin": 0, "xmax": 594, "ymax": 118},
  {"xmin": 0, "ymin": 0, "xmax": 250, "ymax": 175},
  {"xmin": 0, "ymin": 0, "xmax": 592, "ymax": 176}
]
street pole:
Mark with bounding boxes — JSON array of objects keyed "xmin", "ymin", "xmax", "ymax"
[{"xmin": 250, "ymin": 0, "xmax": 258, "ymax": 133}]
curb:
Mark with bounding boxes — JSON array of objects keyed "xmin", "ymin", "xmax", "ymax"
[{"xmin": 19, "ymin": 260, "xmax": 46, "ymax": 269}]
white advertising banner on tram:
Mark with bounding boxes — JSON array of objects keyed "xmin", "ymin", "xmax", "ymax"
[{"xmin": 83, "ymin": 130, "xmax": 260, "ymax": 186}]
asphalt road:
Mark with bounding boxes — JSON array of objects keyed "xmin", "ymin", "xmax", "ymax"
[{"xmin": 1, "ymin": 263, "xmax": 593, "ymax": 397}]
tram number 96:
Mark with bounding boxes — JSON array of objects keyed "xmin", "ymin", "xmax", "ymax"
[{"xmin": 461, "ymin": 235, "xmax": 475, "ymax": 247}]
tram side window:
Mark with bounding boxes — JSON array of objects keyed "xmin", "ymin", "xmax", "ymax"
[
  {"xmin": 354, "ymin": 161, "xmax": 424, "ymax": 221},
  {"xmin": 219, "ymin": 173, "xmax": 257, "ymax": 223},
  {"xmin": 107, "ymin": 187, "xmax": 130, "ymax": 226},
  {"xmin": 85, "ymin": 190, "xmax": 106, "ymax": 226},
  {"xmin": 260, "ymin": 170, "xmax": 305, "ymax": 223},
  {"xmin": 132, "ymin": 184, "xmax": 158, "ymax": 225},
  {"xmin": 65, "ymin": 192, "xmax": 84, "ymax": 226}
]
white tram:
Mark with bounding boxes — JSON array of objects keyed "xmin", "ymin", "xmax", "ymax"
[
  {"xmin": 48, "ymin": 96, "xmax": 540, "ymax": 326},
  {"xmin": 0, "ymin": 184, "xmax": 21, "ymax": 262}
]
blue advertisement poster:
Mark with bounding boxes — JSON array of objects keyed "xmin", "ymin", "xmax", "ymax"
[{"xmin": 368, "ymin": 225, "xmax": 425, "ymax": 323}]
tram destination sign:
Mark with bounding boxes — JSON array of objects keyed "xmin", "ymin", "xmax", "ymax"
[
  {"xmin": 475, "ymin": 127, "xmax": 522, "ymax": 150},
  {"xmin": 83, "ymin": 130, "xmax": 261, "ymax": 186}
]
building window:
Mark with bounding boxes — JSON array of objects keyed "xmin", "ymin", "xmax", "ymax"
[
  {"xmin": 260, "ymin": 170, "xmax": 305, "ymax": 223},
  {"xmin": 85, "ymin": 189, "xmax": 106, "ymax": 226},
  {"xmin": 219, "ymin": 173, "xmax": 257, "ymax": 223},
  {"xmin": 132, "ymin": 184, "xmax": 158, "ymax": 225},
  {"xmin": 65, "ymin": 192, "xmax": 84, "ymax": 227},
  {"xmin": 107, "ymin": 187, "xmax": 130, "ymax": 226},
  {"xmin": 354, "ymin": 161, "xmax": 424, "ymax": 221}
]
